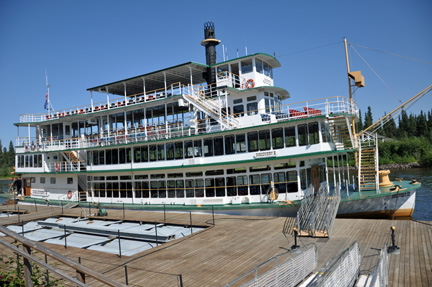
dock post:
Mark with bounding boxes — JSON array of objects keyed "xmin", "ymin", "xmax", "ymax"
[
  {"xmin": 178, "ymin": 274, "xmax": 183, "ymax": 287},
  {"xmin": 123, "ymin": 203, "xmax": 125, "ymax": 219},
  {"xmin": 212, "ymin": 205, "xmax": 215, "ymax": 225},
  {"xmin": 155, "ymin": 222, "xmax": 159, "ymax": 246},
  {"xmin": 189, "ymin": 211, "xmax": 193, "ymax": 234},
  {"xmin": 124, "ymin": 265, "xmax": 129, "ymax": 285},
  {"xmin": 76, "ymin": 257, "xmax": 86, "ymax": 283},
  {"xmin": 118, "ymin": 229, "xmax": 122, "ymax": 258},
  {"xmin": 63, "ymin": 225, "xmax": 67, "ymax": 249},
  {"xmin": 23, "ymin": 245, "xmax": 32, "ymax": 287},
  {"xmin": 387, "ymin": 226, "xmax": 400, "ymax": 254},
  {"xmin": 291, "ymin": 227, "xmax": 300, "ymax": 250},
  {"xmin": 45, "ymin": 254, "xmax": 49, "ymax": 285}
]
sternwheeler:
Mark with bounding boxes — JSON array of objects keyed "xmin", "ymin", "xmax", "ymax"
[{"xmin": 11, "ymin": 22, "xmax": 423, "ymax": 218}]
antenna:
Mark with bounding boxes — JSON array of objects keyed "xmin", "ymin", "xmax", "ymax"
[
  {"xmin": 44, "ymin": 69, "xmax": 54, "ymax": 114},
  {"xmin": 222, "ymin": 44, "xmax": 225, "ymax": 61}
]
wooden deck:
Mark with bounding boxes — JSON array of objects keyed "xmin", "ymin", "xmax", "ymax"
[{"xmin": 0, "ymin": 203, "xmax": 431, "ymax": 286}]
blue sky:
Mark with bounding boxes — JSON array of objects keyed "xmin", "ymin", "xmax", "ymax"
[{"xmin": 1, "ymin": 0, "xmax": 431, "ymax": 147}]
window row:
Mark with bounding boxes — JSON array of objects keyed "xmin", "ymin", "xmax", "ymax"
[
  {"xmin": 91, "ymin": 170, "xmax": 305, "ymax": 199},
  {"xmin": 88, "ymin": 122, "xmax": 325, "ymax": 165},
  {"xmin": 17, "ymin": 154, "xmax": 43, "ymax": 168}
]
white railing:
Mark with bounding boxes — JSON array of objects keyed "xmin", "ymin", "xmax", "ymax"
[
  {"xmin": 307, "ymin": 241, "xmax": 361, "ymax": 287},
  {"xmin": 46, "ymin": 161, "xmax": 85, "ymax": 172},
  {"xmin": 19, "ymin": 82, "xmax": 184, "ymax": 123},
  {"xmin": 225, "ymin": 244, "xmax": 317, "ymax": 287},
  {"xmin": 368, "ymin": 243, "xmax": 389, "ymax": 287}
]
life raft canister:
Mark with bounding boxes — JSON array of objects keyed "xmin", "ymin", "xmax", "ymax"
[{"xmin": 245, "ymin": 79, "xmax": 255, "ymax": 89}]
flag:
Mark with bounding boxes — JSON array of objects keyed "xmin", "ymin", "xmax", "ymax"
[{"xmin": 44, "ymin": 92, "xmax": 49, "ymax": 110}]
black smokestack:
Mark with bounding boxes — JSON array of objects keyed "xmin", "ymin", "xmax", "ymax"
[{"xmin": 201, "ymin": 21, "xmax": 220, "ymax": 85}]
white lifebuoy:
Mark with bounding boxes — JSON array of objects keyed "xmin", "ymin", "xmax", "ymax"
[
  {"xmin": 245, "ymin": 79, "xmax": 255, "ymax": 89},
  {"xmin": 55, "ymin": 163, "xmax": 60, "ymax": 171},
  {"xmin": 67, "ymin": 191, "xmax": 73, "ymax": 199}
]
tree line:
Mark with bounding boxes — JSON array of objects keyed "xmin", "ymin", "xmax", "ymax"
[
  {"xmin": 0, "ymin": 140, "xmax": 15, "ymax": 178},
  {"xmin": 358, "ymin": 107, "xmax": 432, "ymax": 166}
]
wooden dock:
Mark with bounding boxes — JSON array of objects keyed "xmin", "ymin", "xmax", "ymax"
[{"xmin": 0, "ymin": 204, "xmax": 431, "ymax": 286}]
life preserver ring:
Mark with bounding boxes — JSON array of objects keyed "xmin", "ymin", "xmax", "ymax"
[
  {"xmin": 55, "ymin": 163, "xmax": 60, "ymax": 171},
  {"xmin": 245, "ymin": 79, "xmax": 255, "ymax": 89},
  {"xmin": 67, "ymin": 191, "xmax": 73, "ymax": 199}
]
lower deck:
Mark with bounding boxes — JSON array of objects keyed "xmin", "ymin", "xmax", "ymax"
[{"xmin": 0, "ymin": 205, "xmax": 430, "ymax": 286}]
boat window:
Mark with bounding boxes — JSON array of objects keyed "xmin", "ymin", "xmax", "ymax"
[
  {"xmin": 233, "ymin": 104, "xmax": 244, "ymax": 117},
  {"xmin": 299, "ymin": 161, "xmax": 305, "ymax": 167},
  {"xmin": 158, "ymin": 181, "xmax": 166, "ymax": 198},
  {"xmin": 151, "ymin": 174, "xmax": 165, "ymax": 179},
  {"xmin": 135, "ymin": 175, "xmax": 148, "ymax": 179},
  {"xmin": 321, "ymin": 122, "xmax": 330, "ymax": 143},
  {"xmin": 265, "ymin": 98, "xmax": 270, "ymax": 113},
  {"xmin": 157, "ymin": 144, "xmax": 165, "ymax": 161},
  {"xmin": 40, "ymin": 177, "xmax": 45, "ymax": 184},
  {"xmin": 120, "ymin": 182, "xmax": 127, "ymax": 198},
  {"xmin": 214, "ymin": 137, "xmax": 224, "ymax": 156},
  {"xmin": 112, "ymin": 149, "xmax": 118, "ymax": 164},
  {"xmin": 274, "ymin": 162, "xmax": 296, "ymax": 170},
  {"xmin": 261, "ymin": 173, "xmax": 272, "ymax": 194},
  {"xmin": 141, "ymin": 146, "xmax": 148, "ymax": 162},
  {"xmin": 227, "ymin": 167, "xmax": 247, "ymax": 174},
  {"xmin": 247, "ymin": 132, "xmax": 258, "ymax": 152},
  {"xmin": 126, "ymin": 148, "xmax": 132, "ymax": 163},
  {"xmin": 249, "ymin": 175, "xmax": 261, "ymax": 195},
  {"xmin": 217, "ymin": 65, "xmax": 229, "ymax": 78},
  {"xmin": 225, "ymin": 135, "xmax": 235, "ymax": 155},
  {"xmin": 247, "ymin": 96, "xmax": 257, "ymax": 101},
  {"xmin": 195, "ymin": 179, "xmax": 204, "ymax": 197},
  {"xmin": 120, "ymin": 176, "xmax": 131, "ymax": 180},
  {"xmin": 226, "ymin": 177, "xmax": 236, "ymax": 196},
  {"xmin": 308, "ymin": 122, "xmax": 319, "ymax": 145},
  {"xmin": 184, "ymin": 141, "xmax": 193, "ymax": 158},
  {"xmin": 134, "ymin": 182, "xmax": 142, "ymax": 198},
  {"xmin": 256, "ymin": 59, "xmax": 263, "ymax": 74},
  {"xmin": 205, "ymin": 170, "xmax": 224, "ymax": 176},
  {"xmin": 119, "ymin": 148, "xmax": 126, "ymax": 164},
  {"xmin": 134, "ymin": 147, "xmax": 141, "ymax": 163},
  {"xmin": 107, "ymin": 176, "xmax": 118, "ymax": 180},
  {"xmin": 150, "ymin": 181, "xmax": 158, "ymax": 198},
  {"xmin": 264, "ymin": 63, "xmax": 273, "ymax": 79},
  {"xmin": 241, "ymin": 59, "xmax": 253, "ymax": 74},
  {"xmin": 98, "ymin": 150, "xmax": 105, "ymax": 165},
  {"xmin": 93, "ymin": 151, "xmax": 99, "ymax": 165},
  {"xmin": 250, "ymin": 165, "xmax": 270, "ymax": 172},
  {"xmin": 168, "ymin": 180, "xmax": 176, "ymax": 198},
  {"xmin": 186, "ymin": 171, "xmax": 203, "ymax": 177},
  {"xmin": 247, "ymin": 102, "xmax": 258, "ymax": 115},
  {"xmin": 285, "ymin": 127, "xmax": 296, "ymax": 147},
  {"xmin": 194, "ymin": 140, "xmax": 202, "ymax": 157},
  {"xmin": 236, "ymin": 134, "xmax": 246, "ymax": 153},
  {"xmin": 50, "ymin": 177, "xmax": 56, "ymax": 184},
  {"xmin": 237, "ymin": 175, "xmax": 248, "ymax": 196},
  {"xmin": 274, "ymin": 172, "xmax": 286, "ymax": 194},
  {"xmin": 168, "ymin": 173, "xmax": 183, "ymax": 178},
  {"xmin": 149, "ymin": 145, "xmax": 157, "ymax": 162},
  {"xmin": 259, "ymin": 130, "xmax": 271, "ymax": 151},
  {"xmin": 205, "ymin": 178, "xmax": 215, "ymax": 197},
  {"xmin": 165, "ymin": 143, "xmax": 174, "ymax": 160},
  {"xmin": 176, "ymin": 180, "xmax": 185, "ymax": 198},
  {"xmin": 185, "ymin": 180, "xmax": 195, "ymax": 198},
  {"xmin": 298, "ymin": 124, "xmax": 308, "ymax": 146},
  {"xmin": 233, "ymin": 99, "xmax": 243, "ymax": 104},
  {"xmin": 142, "ymin": 182, "xmax": 149, "ymax": 198},
  {"xmin": 174, "ymin": 142, "xmax": 183, "ymax": 160},
  {"xmin": 216, "ymin": 177, "xmax": 225, "ymax": 197},
  {"xmin": 287, "ymin": 171, "xmax": 298, "ymax": 193},
  {"xmin": 300, "ymin": 169, "xmax": 307, "ymax": 190},
  {"xmin": 272, "ymin": 128, "xmax": 284, "ymax": 149},
  {"xmin": 204, "ymin": 138, "xmax": 214, "ymax": 157}
]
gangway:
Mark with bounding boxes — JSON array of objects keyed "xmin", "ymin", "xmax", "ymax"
[{"xmin": 294, "ymin": 183, "xmax": 341, "ymax": 238}]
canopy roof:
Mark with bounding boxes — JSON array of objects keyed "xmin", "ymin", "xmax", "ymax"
[{"xmin": 87, "ymin": 62, "xmax": 208, "ymax": 96}]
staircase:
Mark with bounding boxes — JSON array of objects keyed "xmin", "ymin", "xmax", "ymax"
[
  {"xmin": 183, "ymin": 85, "xmax": 240, "ymax": 130},
  {"xmin": 62, "ymin": 150, "xmax": 86, "ymax": 171},
  {"xmin": 294, "ymin": 183, "xmax": 341, "ymax": 238},
  {"xmin": 328, "ymin": 116, "xmax": 354, "ymax": 150},
  {"xmin": 77, "ymin": 175, "xmax": 88, "ymax": 202},
  {"xmin": 358, "ymin": 133, "xmax": 379, "ymax": 191}
]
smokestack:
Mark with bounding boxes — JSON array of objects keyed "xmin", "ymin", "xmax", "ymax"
[{"xmin": 201, "ymin": 22, "xmax": 220, "ymax": 85}]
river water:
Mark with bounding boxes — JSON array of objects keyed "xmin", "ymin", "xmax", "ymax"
[{"xmin": 0, "ymin": 168, "xmax": 431, "ymax": 220}]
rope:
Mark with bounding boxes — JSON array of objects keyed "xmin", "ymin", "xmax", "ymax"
[
  {"xmin": 350, "ymin": 43, "xmax": 432, "ymax": 65},
  {"xmin": 277, "ymin": 41, "xmax": 342, "ymax": 58},
  {"xmin": 349, "ymin": 44, "xmax": 402, "ymax": 103}
]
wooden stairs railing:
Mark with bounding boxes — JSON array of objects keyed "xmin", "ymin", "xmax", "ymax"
[{"xmin": 328, "ymin": 116, "xmax": 353, "ymax": 150}]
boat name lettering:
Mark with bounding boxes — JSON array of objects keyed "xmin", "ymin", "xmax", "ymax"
[
  {"xmin": 263, "ymin": 78, "xmax": 272, "ymax": 85},
  {"xmin": 255, "ymin": 151, "xmax": 277, "ymax": 158},
  {"xmin": 32, "ymin": 189, "xmax": 48, "ymax": 197}
]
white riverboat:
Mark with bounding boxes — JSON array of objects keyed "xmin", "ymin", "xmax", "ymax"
[{"xmin": 13, "ymin": 22, "xmax": 420, "ymax": 218}]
